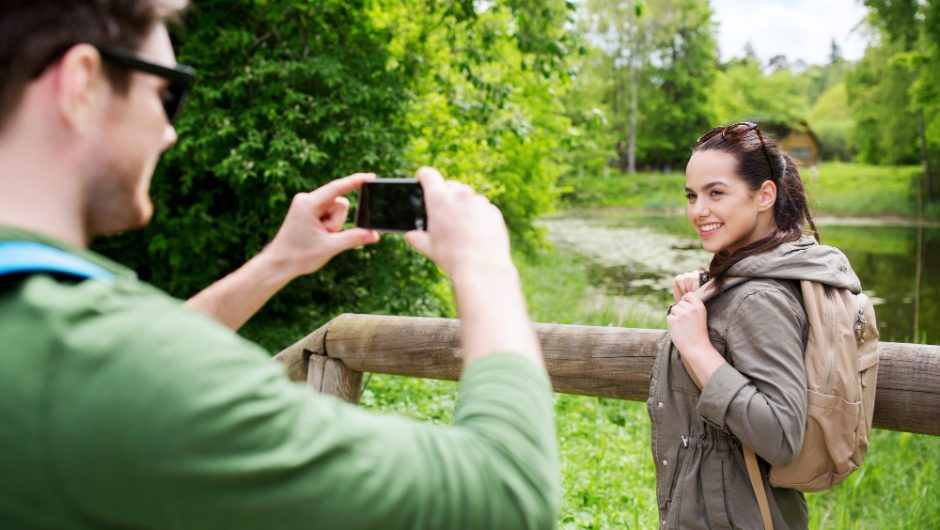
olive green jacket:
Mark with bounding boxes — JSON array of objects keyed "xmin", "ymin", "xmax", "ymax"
[
  {"xmin": 649, "ymin": 236, "xmax": 861, "ymax": 530},
  {"xmin": 0, "ymin": 225, "xmax": 560, "ymax": 529}
]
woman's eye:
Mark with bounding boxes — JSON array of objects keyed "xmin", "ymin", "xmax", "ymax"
[
  {"xmin": 709, "ymin": 190, "xmax": 723, "ymax": 198},
  {"xmin": 686, "ymin": 193, "xmax": 696, "ymax": 202}
]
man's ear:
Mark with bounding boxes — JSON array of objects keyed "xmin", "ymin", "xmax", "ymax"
[
  {"xmin": 54, "ymin": 44, "xmax": 109, "ymax": 134},
  {"xmin": 757, "ymin": 179, "xmax": 777, "ymax": 212}
]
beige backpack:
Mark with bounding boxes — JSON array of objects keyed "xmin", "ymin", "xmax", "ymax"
[{"xmin": 684, "ymin": 277, "xmax": 880, "ymax": 530}]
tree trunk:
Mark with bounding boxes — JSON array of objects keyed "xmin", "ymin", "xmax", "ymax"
[
  {"xmin": 917, "ymin": 108, "xmax": 933, "ymax": 201},
  {"xmin": 628, "ymin": 58, "xmax": 638, "ymax": 175}
]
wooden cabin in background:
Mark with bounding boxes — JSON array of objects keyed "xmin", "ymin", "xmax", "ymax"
[{"xmin": 762, "ymin": 120, "xmax": 821, "ymax": 167}]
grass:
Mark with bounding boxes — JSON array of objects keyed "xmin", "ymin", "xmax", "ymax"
[
  {"xmin": 355, "ymin": 249, "xmax": 664, "ymax": 529},
  {"xmin": 243, "ymin": 162, "xmax": 939, "ymax": 528},
  {"xmin": 258, "ymin": 245, "xmax": 938, "ymax": 529},
  {"xmin": 560, "ymin": 162, "xmax": 938, "ymax": 220},
  {"xmin": 805, "ymin": 162, "xmax": 931, "ymax": 219}
]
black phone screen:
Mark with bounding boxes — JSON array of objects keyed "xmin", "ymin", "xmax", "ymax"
[{"xmin": 355, "ymin": 179, "xmax": 428, "ymax": 231}]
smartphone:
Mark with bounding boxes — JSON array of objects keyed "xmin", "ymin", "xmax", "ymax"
[{"xmin": 354, "ymin": 178, "xmax": 428, "ymax": 232}]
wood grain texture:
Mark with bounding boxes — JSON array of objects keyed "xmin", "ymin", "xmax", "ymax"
[{"xmin": 275, "ymin": 314, "xmax": 940, "ymax": 436}]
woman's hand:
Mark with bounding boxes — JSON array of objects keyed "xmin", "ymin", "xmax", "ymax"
[
  {"xmin": 667, "ymin": 292, "xmax": 725, "ymax": 385},
  {"xmin": 672, "ymin": 271, "xmax": 704, "ymax": 302}
]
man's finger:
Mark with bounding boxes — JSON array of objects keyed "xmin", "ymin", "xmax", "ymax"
[
  {"xmin": 321, "ymin": 197, "xmax": 350, "ymax": 232},
  {"xmin": 415, "ymin": 167, "xmax": 445, "ymax": 197},
  {"xmin": 446, "ymin": 180, "xmax": 475, "ymax": 197},
  {"xmin": 310, "ymin": 173, "xmax": 377, "ymax": 204},
  {"xmin": 404, "ymin": 230, "xmax": 432, "ymax": 257}
]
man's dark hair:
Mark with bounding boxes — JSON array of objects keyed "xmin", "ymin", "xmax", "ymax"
[{"xmin": 0, "ymin": 0, "xmax": 188, "ymax": 130}]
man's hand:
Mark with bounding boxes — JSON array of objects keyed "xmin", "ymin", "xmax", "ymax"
[
  {"xmin": 264, "ymin": 173, "xmax": 380, "ymax": 278},
  {"xmin": 404, "ymin": 168, "xmax": 512, "ymax": 284},
  {"xmin": 404, "ymin": 167, "xmax": 541, "ymax": 368},
  {"xmin": 186, "ymin": 173, "xmax": 379, "ymax": 331}
]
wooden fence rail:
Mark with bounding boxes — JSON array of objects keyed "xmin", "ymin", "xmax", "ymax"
[{"xmin": 274, "ymin": 313, "xmax": 940, "ymax": 436}]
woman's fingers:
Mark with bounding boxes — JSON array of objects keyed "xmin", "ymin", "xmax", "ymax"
[{"xmin": 673, "ymin": 271, "xmax": 702, "ymax": 302}]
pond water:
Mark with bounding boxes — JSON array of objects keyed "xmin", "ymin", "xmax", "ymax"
[{"xmin": 542, "ymin": 209, "xmax": 940, "ymax": 344}]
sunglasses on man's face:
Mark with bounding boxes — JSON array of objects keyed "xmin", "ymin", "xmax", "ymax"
[{"xmin": 93, "ymin": 44, "xmax": 196, "ymax": 123}]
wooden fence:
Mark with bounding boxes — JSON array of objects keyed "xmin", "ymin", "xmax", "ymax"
[{"xmin": 274, "ymin": 313, "xmax": 940, "ymax": 436}]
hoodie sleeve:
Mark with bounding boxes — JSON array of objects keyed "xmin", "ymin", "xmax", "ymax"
[{"xmin": 696, "ymin": 286, "xmax": 808, "ymax": 466}]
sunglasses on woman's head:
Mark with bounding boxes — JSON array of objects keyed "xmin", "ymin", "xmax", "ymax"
[
  {"xmin": 93, "ymin": 45, "xmax": 196, "ymax": 123},
  {"xmin": 697, "ymin": 121, "xmax": 778, "ymax": 181}
]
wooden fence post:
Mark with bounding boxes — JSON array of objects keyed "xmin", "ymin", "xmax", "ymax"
[
  {"xmin": 306, "ymin": 353, "xmax": 364, "ymax": 404},
  {"xmin": 274, "ymin": 318, "xmax": 364, "ymax": 404}
]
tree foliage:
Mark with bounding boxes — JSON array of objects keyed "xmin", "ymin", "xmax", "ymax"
[
  {"xmin": 849, "ymin": 0, "xmax": 940, "ymax": 196},
  {"xmin": 567, "ymin": 0, "xmax": 717, "ymax": 172},
  {"xmin": 846, "ymin": 37, "xmax": 921, "ymax": 165},
  {"xmin": 375, "ymin": 0, "xmax": 577, "ymax": 245},
  {"xmin": 93, "ymin": 0, "xmax": 577, "ymax": 335}
]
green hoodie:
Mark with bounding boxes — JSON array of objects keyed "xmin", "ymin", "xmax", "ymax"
[{"xmin": 0, "ymin": 225, "xmax": 560, "ymax": 530}]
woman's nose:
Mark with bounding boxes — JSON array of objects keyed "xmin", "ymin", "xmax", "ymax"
[{"xmin": 692, "ymin": 202, "xmax": 710, "ymax": 218}]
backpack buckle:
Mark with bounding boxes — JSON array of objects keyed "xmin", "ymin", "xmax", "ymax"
[{"xmin": 855, "ymin": 308, "xmax": 866, "ymax": 343}]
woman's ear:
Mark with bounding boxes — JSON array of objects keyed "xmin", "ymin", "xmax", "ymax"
[{"xmin": 757, "ymin": 179, "xmax": 777, "ymax": 212}]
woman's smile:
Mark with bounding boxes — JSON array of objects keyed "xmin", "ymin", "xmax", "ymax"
[{"xmin": 697, "ymin": 222, "xmax": 723, "ymax": 236}]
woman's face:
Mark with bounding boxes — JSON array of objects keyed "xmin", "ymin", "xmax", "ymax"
[{"xmin": 685, "ymin": 149, "xmax": 777, "ymax": 254}]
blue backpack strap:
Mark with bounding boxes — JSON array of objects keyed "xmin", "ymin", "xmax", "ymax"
[{"xmin": 0, "ymin": 241, "xmax": 115, "ymax": 283}]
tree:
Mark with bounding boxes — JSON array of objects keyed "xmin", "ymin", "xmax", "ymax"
[
  {"xmin": 573, "ymin": 0, "xmax": 717, "ymax": 171},
  {"xmin": 846, "ymin": 37, "xmax": 920, "ymax": 165},
  {"xmin": 375, "ymin": 0, "xmax": 577, "ymax": 245},
  {"xmin": 710, "ymin": 60, "xmax": 808, "ymax": 125},
  {"xmin": 92, "ymin": 0, "xmax": 578, "ymax": 344},
  {"xmin": 583, "ymin": 0, "xmax": 652, "ymax": 174},
  {"xmin": 829, "ymin": 38, "xmax": 844, "ymax": 65},
  {"xmin": 636, "ymin": 0, "xmax": 718, "ymax": 166},
  {"xmin": 856, "ymin": 0, "xmax": 940, "ymax": 199},
  {"xmin": 809, "ymin": 82, "xmax": 855, "ymax": 161}
]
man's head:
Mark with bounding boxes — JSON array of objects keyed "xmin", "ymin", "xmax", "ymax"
[{"xmin": 0, "ymin": 1, "xmax": 190, "ymax": 237}]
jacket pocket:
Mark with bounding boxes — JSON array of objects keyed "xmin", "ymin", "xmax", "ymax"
[
  {"xmin": 662, "ymin": 442, "xmax": 692, "ymax": 528},
  {"xmin": 702, "ymin": 450, "xmax": 735, "ymax": 530}
]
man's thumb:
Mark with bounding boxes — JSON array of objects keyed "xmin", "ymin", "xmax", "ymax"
[{"xmin": 332, "ymin": 228, "xmax": 379, "ymax": 253}]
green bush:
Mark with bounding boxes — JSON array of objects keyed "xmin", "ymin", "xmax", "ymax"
[
  {"xmin": 813, "ymin": 120, "xmax": 855, "ymax": 161},
  {"xmin": 93, "ymin": 0, "xmax": 450, "ymax": 335},
  {"xmin": 91, "ymin": 0, "xmax": 577, "ymax": 341}
]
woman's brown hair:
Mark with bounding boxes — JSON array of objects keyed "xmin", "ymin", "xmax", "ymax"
[{"xmin": 694, "ymin": 123, "xmax": 819, "ymax": 289}]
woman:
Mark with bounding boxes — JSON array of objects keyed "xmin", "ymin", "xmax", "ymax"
[{"xmin": 648, "ymin": 122, "xmax": 862, "ymax": 530}]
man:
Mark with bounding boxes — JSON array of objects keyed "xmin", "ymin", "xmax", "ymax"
[{"xmin": 0, "ymin": 2, "xmax": 559, "ymax": 528}]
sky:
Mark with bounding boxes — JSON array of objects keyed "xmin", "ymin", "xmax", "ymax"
[{"xmin": 710, "ymin": 0, "xmax": 870, "ymax": 65}]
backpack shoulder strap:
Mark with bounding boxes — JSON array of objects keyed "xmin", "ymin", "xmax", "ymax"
[
  {"xmin": 679, "ymin": 275, "xmax": 774, "ymax": 530},
  {"xmin": 694, "ymin": 275, "xmax": 751, "ymax": 304},
  {"xmin": 0, "ymin": 241, "xmax": 115, "ymax": 283}
]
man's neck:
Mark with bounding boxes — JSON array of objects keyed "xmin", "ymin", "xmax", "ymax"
[{"xmin": 0, "ymin": 142, "xmax": 89, "ymax": 247}]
